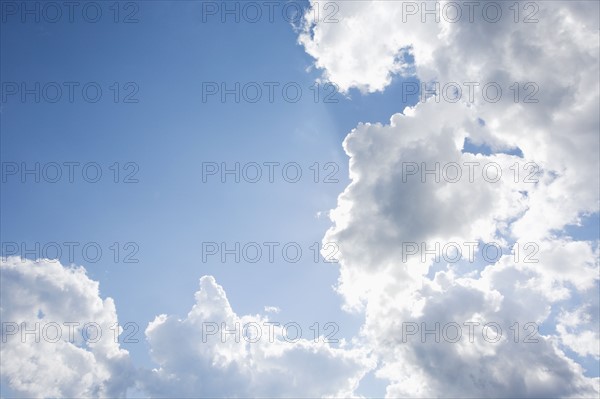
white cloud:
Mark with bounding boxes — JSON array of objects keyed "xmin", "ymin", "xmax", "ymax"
[
  {"xmin": 138, "ymin": 275, "xmax": 374, "ymax": 397},
  {"xmin": 1, "ymin": 259, "xmax": 373, "ymax": 398},
  {"xmin": 557, "ymin": 304, "xmax": 600, "ymax": 359},
  {"xmin": 300, "ymin": 0, "xmax": 600, "ymax": 396},
  {"xmin": 264, "ymin": 306, "xmax": 281, "ymax": 314},
  {"xmin": 299, "ymin": 0, "xmax": 439, "ymax": 93},
  {"xmin": 359, "ymin": 254, "xmax": 599, "ymax": 398},
  {"xmin": 0, "ymin": 257, "xmax": 133, "ymax": 398}
]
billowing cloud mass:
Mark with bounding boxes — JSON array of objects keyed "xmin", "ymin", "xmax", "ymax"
[
  {"xmin": 300, "ymin": 0, "xmax": 599, "ymax": 396},
  {"xmin": 139, "ymin": 275, "xmax": 372, "ymax": 397},
  {"xmin": 1, "ymin": 259, "xmax": 372, "ymax": 397},
  {"xmin": 0, "ymin": 257, "xmax": 133, "ymax": 398}
]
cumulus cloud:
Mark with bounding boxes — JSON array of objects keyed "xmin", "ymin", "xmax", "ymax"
[
  {"xmin": 358, "ymin": 251, "xmax": 599, "ymax": 398},
  {"xmin": 138, "ymin": 275, "xmax": 373, "ymax": 397},
  {"xmin": 264, "ymin": 305, "xmax": 281, "ymax": 313},
  {"xmin": 0, "ymin": 257, "xmax": 133, "ymax": 398},
  {"xmin": 1, "ymin": 259, "xmax": 373, "ymax": 398},
  {"xmin": 300, "ymin": 0, "xmax": 600, "ymax": 396},
  {"xmin": 557, "ymin": 304, "xmax": 600, "ymax": 359}
]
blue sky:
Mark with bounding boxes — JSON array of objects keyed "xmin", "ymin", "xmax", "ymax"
[
  {"xmin": 1, "ymin": 1, "xmax": 599, "ymax": 398},
  {"xmin": 0, "ymin": 2, "xmax": 416, "ymax": 395}
]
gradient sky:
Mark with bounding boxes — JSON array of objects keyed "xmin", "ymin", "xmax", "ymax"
[
  {"xmin": 1, "ymin": 1, "xmax": 419, "ymax": 396},
  {"xmin": 1, "ymin": 1, "xmax": 599, "ymax": 398}
]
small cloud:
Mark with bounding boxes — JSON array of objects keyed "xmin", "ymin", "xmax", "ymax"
[{"xmin": 264, "ymin": 306, "xmax": 281, "ymax": 314}]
